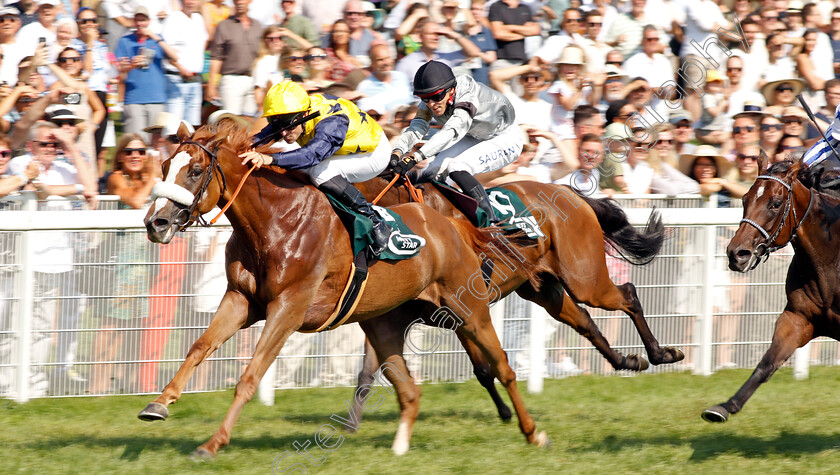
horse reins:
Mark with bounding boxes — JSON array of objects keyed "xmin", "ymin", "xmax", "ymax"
[
  {"xmin": 176, "ymin": 139, "xmax": 228, "ymax": 231},
  {"xmin": 739, "ymin": 174, "xmax": 815, "ymax": 270},
  {"xmin": 372, "ymin": 174, "xmax": 424, "ymax": 205}
]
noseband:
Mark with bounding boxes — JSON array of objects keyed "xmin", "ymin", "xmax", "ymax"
[
  {"xmin": 739, "ymin": 174, "xmax": 814, "ymax": 270},
  {"xmin": 174, "ymin": 139, "xmax": 228, "ymax": 231}
]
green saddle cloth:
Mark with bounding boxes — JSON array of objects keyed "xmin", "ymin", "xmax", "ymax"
[
  {"xmin": 433, "ymin": 182, "xmax": 546, "ymax": 239},
  {"xmin": 325, "ymin": 195, "xmax": 426, "ymax": 260}
]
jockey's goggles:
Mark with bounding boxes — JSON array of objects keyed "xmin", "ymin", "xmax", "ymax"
[
  {"xmin": 419, "ymin": 88, "xmax": 451, "ymax": 103},
  {"xmin": 268, "ymin": 111, "xmax": 306, "ymax": 129}
]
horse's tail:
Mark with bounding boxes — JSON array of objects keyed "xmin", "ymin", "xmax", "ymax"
[
  {"xmin": 448, "ymin": 218, "xmax": 542, "ymax": 290},
  {"xmin": 578, "ymin": 195, "xmax": 664, "ymax": 265}
]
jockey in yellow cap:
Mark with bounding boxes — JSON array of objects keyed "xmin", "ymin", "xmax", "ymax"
[{"xmin": 239, "ymin": 81, "xmax": 393, "ymax": 256}]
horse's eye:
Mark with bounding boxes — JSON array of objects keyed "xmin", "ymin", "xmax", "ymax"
[
  {"xmin": 769, "ymin": 199, "xmax": 783, "ymax": 210},
  {"xmin": 189, "ymin": 165, "xmax": 203, "ymax": 179}
]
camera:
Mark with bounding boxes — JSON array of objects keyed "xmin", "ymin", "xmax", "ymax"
[{"xmin": 62, "ymin": 93, "xmax": 81, "ymax": 105}]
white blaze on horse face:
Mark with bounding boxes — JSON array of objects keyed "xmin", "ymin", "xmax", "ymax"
[
  {"xmin": 152, "ymin": 151, "xmax": 196, "ymax": 212},
  {"xmin": 756, "ymin": 185, "xmax": 765, "ymax": 199}
]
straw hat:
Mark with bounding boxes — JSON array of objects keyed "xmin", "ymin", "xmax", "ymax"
[
  {"xmin": 732, "ymin": 100, "xmax": 768, "ymax": 121},
  {"xmin": 207, "ymin": 109, "xmax": 250, "ymax": 128},
  {"xmin": 705, "ymin": 69, "xmax": 726, "ymax": 85},
  {"xmin": 143, "ymin": 111, "xmax": 177, "ymax": 133},
  {"xmin": 678, "ymin": 145, "xmax": 731, "ymax": 177},
  {"xmin": 761, "ymin": 78, "xmax": 805, "ymax": 105},
  {"xmin": 781, "ymin": 105, "xmax": 809, "ymax": 121},
  {"xmin": 554, "ymin": 45, "xmax": 586, "ymax": 66}
]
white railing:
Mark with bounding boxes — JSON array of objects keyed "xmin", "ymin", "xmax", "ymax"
[{"xmin": 0, "ymin": 193, "xmax": 832, "ymax": 404}]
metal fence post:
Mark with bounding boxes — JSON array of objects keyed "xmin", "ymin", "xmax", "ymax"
[
  {"xmin": 15, "ymin": 192, "xmax": 37, "ymax": 402},
  {"xmin": 697, "ymin": 224, "xmax": 717, "ymax": 376},
  {"xmin": 793, "ymin": 342, "xmax": 810, "ymax": 381},
  {"xmin": 527, "ymin": 301, "xmax": 545, "ymax": 394}
]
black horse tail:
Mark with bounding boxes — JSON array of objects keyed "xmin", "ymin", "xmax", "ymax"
[{"xmin": 579, "ymin": 195, "xmax": 664, "ymax": 265}]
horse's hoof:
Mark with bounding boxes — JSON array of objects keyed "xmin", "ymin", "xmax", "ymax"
[
  {"xmin": 189, "ymin": 447, "xmax": 215, "ymax": 461},
  {"xmin": 625, "ymin": 354, "xmax": 650, "ymax": 372},
  {"xmin": 533, "ymin": 430, "xmax": 551, "ymax": 449},
  {"xmin": 498, "ymin": 405, "xmax": 512, "ymax": 422},
  {"xmin": 138, "ymin": 402, "xmax": 169, "ymax": 421},
  {"xmin": 666, "ymin": 347, "xmax": 686, "ymax": 364},
  {"xmin": 701, "ymin": 405, "xmax": 730, "ymax": 423},
  {"xmin": 392, "ymin": 440, "xmax": 410, "ymax": 456}
]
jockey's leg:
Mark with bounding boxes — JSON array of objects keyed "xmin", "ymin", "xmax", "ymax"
[
  {"xmin": 449, "ymin": 170, "xmax": 499, "ymax": 225},
  {"xmin": 318, "ymin": 176, "xmax": 392, "ymax": 255},
  {"xmin": 307, "ymin": 131, "xmax": 393, "ymax": 255}
]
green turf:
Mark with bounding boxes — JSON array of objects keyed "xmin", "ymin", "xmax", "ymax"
[{"xmin": 3, "ymin": 368, "xmax": 840, "ymax": 474}]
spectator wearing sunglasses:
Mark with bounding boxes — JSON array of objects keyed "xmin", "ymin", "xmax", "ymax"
[
  {"xmin": 301, "ymin": 46, "xmax": 333, "ymax": 93},
  {"xmin": 773, "ymin": 134, "xmax": 805, "ymax": 164},
  {"xmin": 534, "ymin": 7, "xmax": 586, "ymax": 65},
  {"xmin": 759, "ymin": 114, "xmax": 785, "ymax": 157},
  {"xmin": 0, "ymin": 132, "xmax": 37, "ymax": 197},
  {"xmin": 761, "ymin": 77, "xmax": 805, "ymax": 117},
  {"xmin": 337, "ymin": 0, "xmax": 384, "ymax": 66},
  {"xmin": 253, "ymin": 25, "xmax": 288, "ymax": 116}
]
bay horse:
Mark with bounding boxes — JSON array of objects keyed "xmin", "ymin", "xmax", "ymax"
[
  {"xmin": 349, "ymin": 177, "xmax": 685, "ymax": 424},
  {"xmin": 702, "ymin": 155, "xmax": 838, "ymax": 423},
  {"xmin": 138, "ymin": 122, "xmax": 549, "ymax": 458}
]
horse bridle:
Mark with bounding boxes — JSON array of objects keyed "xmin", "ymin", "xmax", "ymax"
[
  {"xmin": 175, "ymin": 139, "xmax": 228, "ymax": 231},
  {"xmin": 739, "ymin": 174, "xmax": 814, "ymax": 270}
]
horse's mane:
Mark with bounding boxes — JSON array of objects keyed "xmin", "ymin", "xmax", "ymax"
[{"xmin": 192, "ymin": 120, "xmax": 311, "ymax": 183}]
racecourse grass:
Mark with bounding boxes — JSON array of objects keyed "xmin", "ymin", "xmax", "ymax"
[{"xmin": 4, "ymin": 368, "xmax": 840, "ymax": 474}]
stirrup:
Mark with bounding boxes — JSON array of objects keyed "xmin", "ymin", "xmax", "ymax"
[{"xmin": 369, "ymin": 220, "xmax": 392, "ymax": 256}]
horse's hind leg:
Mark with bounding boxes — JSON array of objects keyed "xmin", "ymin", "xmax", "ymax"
[
  {"xmin": 359, "ymin": 313, "xmax": 422, "ymax": 455},
  {"xmin": 138, "ymin": 290, "xmax": 251, "ymax": 421},
  {"xmin": 516, "ymin": 279, "xmax": 649, "ymax": 371},
  {"xmin": 566, "ymin": 275, "xmax": 684, "ymax": 366},
  {"xmin": 703, "ymin": 311, "xmax": 813, "ymax": 423}
]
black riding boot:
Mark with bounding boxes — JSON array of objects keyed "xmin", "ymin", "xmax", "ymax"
[
  {"xmin": 319, "ymin": 176, "xmax": 392, "ymax": 256},
  {"xmin": 449, "ymin": 171, "xmax": 499, "ymax": 226}
]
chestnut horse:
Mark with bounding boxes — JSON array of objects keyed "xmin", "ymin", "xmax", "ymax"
[
  {"xmin": 702, "ymin": 156, "xmax": 838, "ymax": 423},
  {"xmin": 138, "ymin": 122, "xmax": 550, "ymax": 458},
  {"xmin": 349, "ymin": 178, "xmax": 685, "ymax": 423}
]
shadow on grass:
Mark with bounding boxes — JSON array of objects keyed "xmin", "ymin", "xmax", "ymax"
[{"xmin": 574, "ymin": 431, "xmax": 840, "ymax": 461}]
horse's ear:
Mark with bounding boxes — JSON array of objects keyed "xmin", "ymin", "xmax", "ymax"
[
  {"xmin": 177, "ymin": 122, "xmax": 192, "ymax": 141},
  {"xmin": 758, "ymin": 149, "xmax": 769, "ymax": 175}
]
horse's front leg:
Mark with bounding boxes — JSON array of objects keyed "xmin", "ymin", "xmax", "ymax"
[
  {"xmin": 702, "ymin": 310, "xmax": 813, "ymax": 422},
  {"xmin": 139, "ymin": 290, "xmax": 251, "ymax": 421},
  {"xmin": 192, "ymin": 284, "xmax": 317, "ymax": 459}
]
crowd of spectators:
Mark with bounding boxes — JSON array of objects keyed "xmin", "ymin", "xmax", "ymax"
[{"xmin": 4, "ymin": 0, "xmax": 840, "ymax": 394}]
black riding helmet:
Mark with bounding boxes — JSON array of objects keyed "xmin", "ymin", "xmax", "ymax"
[{"xmin": 413, "ymin": 60, "xmax": 456, "ymax": 97}]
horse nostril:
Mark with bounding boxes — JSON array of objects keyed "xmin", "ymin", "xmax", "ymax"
[
  {"xmin": 735, "ymin": 249, "xmax": 752, "ymax": 262},
  {"xmin": 153, "ymin": 218, "xmax": 170, "ymax": 231}
]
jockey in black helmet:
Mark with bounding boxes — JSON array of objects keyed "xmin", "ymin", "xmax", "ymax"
[{"xmin": 390, "ymin": 60, "xmax": 523, "ymax": 225}]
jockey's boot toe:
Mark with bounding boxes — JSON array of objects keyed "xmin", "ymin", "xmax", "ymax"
[{"xmin": 370, "ymin": 220, "xmax": 393, "ymax": 256}]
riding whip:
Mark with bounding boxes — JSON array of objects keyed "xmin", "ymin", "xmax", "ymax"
[{"xmin": 796, "ymin": 94, "xmax": 840, "ymax": 162}]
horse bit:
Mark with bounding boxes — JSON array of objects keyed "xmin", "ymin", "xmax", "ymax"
[{"xmin": 739, "ymin": 174, "xmax": 814, "ymax": 271}]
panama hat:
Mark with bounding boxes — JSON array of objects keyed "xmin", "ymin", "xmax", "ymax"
[
  {"xmin": 732, "ymin": 100, "xmax": 768, "ymax": 121},
  {"xmin": 761, "ymin": 78, "xmax": 805, "ymax": 105},
  {"xmin": 678, "ymin": 145, "xmax": 731, "ymax": 177},
  {"xmin": 143, "ymin": 111, "xmax": 176, "ymax": 133},
  {"xmin": 554, "ymin": 45, "xmax": 586, "ymax": 66},
  {"xmin": 45, "ymin": 106, "xmax": 83, "ymax": 124}
]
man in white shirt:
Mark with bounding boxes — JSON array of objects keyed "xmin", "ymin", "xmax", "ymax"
[
  {"xmin": 7, "ymin": 121, "xmax": 97, "ymax": 395},
  {"xmin": 0, "ymin": 7, "xmax": 28, "ymax": 86},
  {"xmin": 623, "ymin": 26, "xmax": 674, "ymax": 92},
  {"xmin": 15, "ymin": 0, "xmax": 57, "ymax": 56},
  {"xmin": 162, "ymin": 0, "xmax": 208, "ymax": 126},
  {"xmin": 356, "ymin": 43, "xmax": 414, "ymax": 116},
  {"xmin": 534, "ymin": 7, "xmax": 585, "ymax": 64}
]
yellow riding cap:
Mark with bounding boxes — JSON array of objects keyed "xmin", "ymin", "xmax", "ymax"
[{"xmin": 263, "ymin": 81, "xmax": 311, "ymax": 117}]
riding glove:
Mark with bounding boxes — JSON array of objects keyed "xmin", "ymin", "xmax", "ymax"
[{"xmin": 393, "ymin": 153, "xmax": 419, "ymax": 175}]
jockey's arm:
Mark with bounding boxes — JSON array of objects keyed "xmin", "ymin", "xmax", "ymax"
[
  {"xmin": 417, "ymin": 106, "xmax": 474, "ymax": 160},
  {"xmin": 392, "ymin": 106, "xmax": 432, "ymax": 156},
  {"xmin": 267, "ymin": 115, "xmax": 349, "ymax": 169},
  {"xmin": 804, "ymin": 102, "xmax": 840, "ymax": 166}
]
